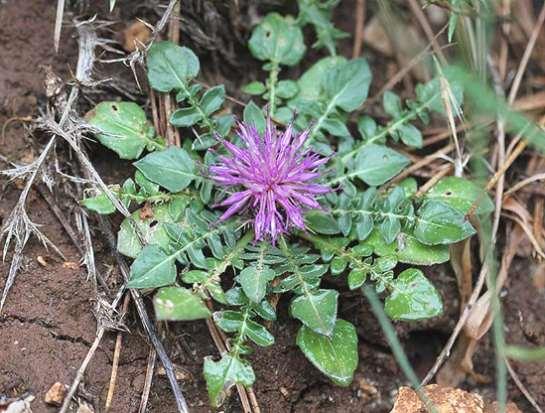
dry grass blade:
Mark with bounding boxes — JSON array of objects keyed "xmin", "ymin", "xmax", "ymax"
[
  {"xmin": 138, "ymin": 347, "xmax": 157, "ymax": 413},
  {"xmin": 507, "ymin": 1, "xmax": 545, "ymax": 105},
  {"xmin": 104, "ymin": 294, "xmax": 131, "ymax": 412},
  {"xmin": 505, "ymin": 359, "xmax": 544, "ymax": 413},
  {"xmin": 54, "ymin": 0, "xmax": 65, "ymax": 53},
  {"xmin": 352, "ymin": 0, "xmax": 366, "ymax": 58}
]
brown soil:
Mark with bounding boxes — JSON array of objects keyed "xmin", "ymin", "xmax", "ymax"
[{"xmin": 0, "ymin": 1, "xmax": 544, "ymax": 413}]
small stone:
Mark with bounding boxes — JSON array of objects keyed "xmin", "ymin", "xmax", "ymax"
[
  {"xmin": 44, "ymin": 382, "xmax": 66, "ymax": 406},
  {"xmin": 36, "ymin": 256, "xmax": 47, "ymax": 267},
  {"xmin": 63, "ymin": 261, "xmax": 80, "ymax": 270},
  {"xmin": 357, "ymin": 377, "xmax": 378, "ymax": 398},
  {"xmin": 391, "ymin": 385, "xmax": 484, "ymax": 413},
  {"xmin": 391, "ymin": 385, "xmax": 522, "ymax": 413}
]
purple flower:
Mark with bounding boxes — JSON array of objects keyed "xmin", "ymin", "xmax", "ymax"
[{"xmin": 210, "ymin": 120, "xmax": 329, "ymax": 241}]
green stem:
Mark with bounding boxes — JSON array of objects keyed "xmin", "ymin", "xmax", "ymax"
[
  {"xmin": 301, "ymin": 233, "xmax": 395, "ymax": 290},
  {"xmin": 230, "ymin": 305, "xmax": 252, "ymax": 358},
  {"xmin": 267, "ymin": 62, "xmax": 280, "ymax": 116},
  {"xmin": 339, "ymin": 92, "xmax": 439, "ymax": 163},
  {"xmin": 179, "ymin": 83, "xmax": 217, "ymax": 135},
  {"xmin": 148, "ymin": 138, "xmax": 167, "ymax": 151},
  {"xmin": 196, "ymin": 231, "xmax": 253, "ymax": 298},
  {"xmin": 304, "ymin": 98, "xmax": 338, "ymax": 149}
]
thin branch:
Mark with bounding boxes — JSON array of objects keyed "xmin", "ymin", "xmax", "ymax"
[
  {"xmin": 138, "ymin": 347, "xmax": 157, "ymax": 413},
  {"xmin": 352, "ymin": 0, "xmax": 366, "ymax": 58},
  {"xmin": 54, "ymin": 0, "xmax": 65, "ymax": 53}
]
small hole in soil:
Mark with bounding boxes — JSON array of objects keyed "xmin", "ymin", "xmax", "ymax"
[{"xmin": 404, "ymin": 330, "xmax": 448, "ymax": 378}]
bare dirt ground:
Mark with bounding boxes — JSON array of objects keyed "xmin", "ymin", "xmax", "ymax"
[{"xmin": 1, "ymin": 1, "xmax": 544, "ymax": 412}]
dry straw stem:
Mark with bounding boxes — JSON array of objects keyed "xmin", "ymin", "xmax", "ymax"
[
  {"xmin": 138, "ymin": 347, "xmax": 157, "ymax": 413},
  {"xmin": 352, "ymin": 0, "xmax": 366, "ymax": 58},
  {"xmin": 104, "ymin": 293, "xmax": 131, "ymax": 412}
]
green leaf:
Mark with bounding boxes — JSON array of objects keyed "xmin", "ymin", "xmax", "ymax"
[
  {"xmin": 237, "ymin": 265, "xmax": 276, "ymax": 303},
  {"xmin": 273, "ymin": 106, "xmax": 295, "ymax": 124},
  {"xmin": 214, "ymin": 310, "xmax": 244, "ymax": 332},
  {"xmin": 425, "ymin": 176, "xmax": 494, "ymax": 215},
  {"xmin": 117, "ymin": 215, "xmax": 144, "ymax": 258},
  {"xmin": 354, "ymin": 144, "xmax": 410, "ymax": 186},
  {"xmin": 364, "ymin": 230, "xmax": 449, "ymax": 265},
  {"xmin": 128, "ymin": 245, "xmax": 176, "ymax": 288},
  {"xmin": 276, "ymin": 80, "xmax": 299, "ymax": 99},
  {"xmin": 383, "ymin": 91, "xmax": 402, "ymax": 118},
  {"xmin": 330, "ymin": 256, "xmax": 348, "ymax": 275},
  {"xmin": 321, "ymin": 118, "xmax": 351, "ymax": 137},
  {"xmin": 204, "ymin": 354, "xmax": 255, "ymax": 408},
  {"xmin": 324, "ymin": 58, "xmax": 372, "ymax": 112},
  {"xmin": 81, "ymin": 193, "xmax": 115, "ymax": 214},
  {"xmin": 200, "ymin": 85, "xmax": 225, "ymax": 115},
  {"xmin": 414, "ymin": 200, "xmax": 476, "ymax": 245},
  {"xmin": 245, "ymin": 319, "xmax": 275, "ymax": 346},
  {"xmin": 398, "ymin": 123, "xmax": 423, "ymax": 148},
  {"xmin": 242, "ymin": 81, "xmax": 267, "ymax": 95},
  {"xmin": 134, "ymin": 147, "xmax": 196, "ymax": 192},
  {"xmin": 305, "ymin": 211, "xmax": 340, "ymax": 235},
  {"xmin": 89, "ymin": 101, "xmax": 156, "ymax": 159},
  {"xmin": 296, "ymin": 319, "xmax": 358, "ymax": 386},
  {"xmin": 385, "ymin": 269, "xmax": 443, "ymax": 320},
  {"xmin": 291, "ymin": 289, "xmax": 338, "ymax": 336},
  {"xmin": 147, "ymin": 41, "xmax": 199, "ymax": 92},
  {"xmin": 348, "ymin": 269, "xmax": 367, "ymax": 290},
  {"xmin": 117, "ymin": 209, "xmax": 172, "ymax": 259},
  {"xmin": 248, "ymin": 13, "xmax": 306, "ymax": 66},
  {"xmin": 291, "ymin": 56, "xmax": 346, "ymax": 106},
  {"xmin": 154, "ymin": 287, "xmax": 211, "ymax": 320},
  {"xmin": 243, "ymin": 101, "xmax": 266, "ymax": 135},
  {"xmin": 170, "ymin": 107, "xmax": 202, "ymax": 127}
]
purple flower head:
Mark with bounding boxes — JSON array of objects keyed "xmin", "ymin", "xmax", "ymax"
[{"xmin": 210, "ymin": 119, "xmax": 330, "ymax": 242}]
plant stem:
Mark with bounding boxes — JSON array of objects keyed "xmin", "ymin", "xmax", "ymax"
[
  {"xmin": 300, "ymin": 233, "xmax": 394, "ymax": 290},
  {"xmin": 178, "ymin": 83, "xmax": 217, "ymax": 135},
  {"xmin": 339, "ymin": 92, "xmax": 439, "ymax": 162},
  {"xmin": 267, "ymin": 62, "xmax": 280, "ymax": 116}
]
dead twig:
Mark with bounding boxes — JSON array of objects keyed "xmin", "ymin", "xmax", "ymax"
[
  {"xmin": 54, "ymin": 0, "xmax": 65, "ymax": 53},
  {"xmin": 407, "ymin": 0, "xmax": 446, "ymax": 64},
  {"xmin": 507, "ymin": 1, "xmax": 545, "ymax": 105},
  {"xmin": 104, "ymin": 293, "xmax": 131, "ymax": 412},
  {"xmin": 352, "ymin": 0, "xmax": 366, "ymax": 58},
  {"xmin": 138, "ymin": 347, "xmax": 157, "ymax": 413},
  {"xmin": 505, "ymin": 358, "xmax": 544, "ymax": 413}
]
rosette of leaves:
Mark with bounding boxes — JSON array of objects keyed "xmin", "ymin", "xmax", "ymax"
[
  {"xmin": 82, "ymin": 16, "xmax": 493, "ymax": 408},
  {"xmin": 147, "ymin": 41, "xmax": 234, "ymax": 150}
]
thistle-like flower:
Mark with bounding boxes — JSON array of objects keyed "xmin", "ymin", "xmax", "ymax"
[{"xmin": 210, "ymin": 120, "xmax": 329, "ymax": 241}]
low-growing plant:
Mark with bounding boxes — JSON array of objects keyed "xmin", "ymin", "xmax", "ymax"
[{"xmin": 83, "ymin": 6, "xmax": 493, "ymax": 408}]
